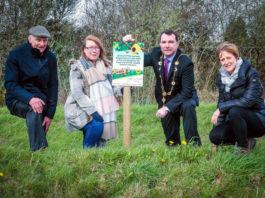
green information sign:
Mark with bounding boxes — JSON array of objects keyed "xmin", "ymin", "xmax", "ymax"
[{"xmin": 112, "ymin": 42, "xmax": 144, "ymax": 86}]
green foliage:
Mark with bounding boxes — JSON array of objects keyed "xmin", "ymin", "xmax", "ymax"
[
  {"xmin": 245, "ymin": 2, "xmax": 265, "ymax": 87},
  {"xmin": 224, "ymin": 17, "xmax": 249, "ymax": 46},
  {"xmin": 221, "ymin": 1, "xmax": 265, "ymax": 88},
  {"xmin": 0, "ymin": 104, "xmax": 264, "ymax": 197},
  {"xmin": 1, "ymin": 0, "xmax": 265, "ymax": 104}
]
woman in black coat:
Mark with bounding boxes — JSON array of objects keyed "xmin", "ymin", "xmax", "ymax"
[{"xmin": 209, "ymin": 42, "xmax": 265, "ymax": 155}]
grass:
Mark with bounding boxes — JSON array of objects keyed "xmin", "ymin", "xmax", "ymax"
[{"xmin": 0, "ymin": 103, "xmax": 264, "ymax": 198}]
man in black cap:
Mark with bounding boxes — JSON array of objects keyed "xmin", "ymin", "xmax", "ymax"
[{"xmin": 4, "ymin": 25, "xmax": 58, "ymax": 151}]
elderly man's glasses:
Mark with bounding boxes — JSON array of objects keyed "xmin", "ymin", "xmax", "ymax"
[{"xmin": 85, "ymin": 46, "xmax": 100, "ymax": 51}]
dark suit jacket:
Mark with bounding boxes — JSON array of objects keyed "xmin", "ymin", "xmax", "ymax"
[
  {"xmin": 4, "ymin": 42, "xmax": 58, "ymax": 119},
  {"xmin": 144, "ymin": 47, "xmax": 198, "ymax": 112}
]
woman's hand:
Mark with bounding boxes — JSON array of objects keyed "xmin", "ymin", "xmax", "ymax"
[{"xmin": 211, "ymin": 108, "xmax": 220, "ymax": 125}]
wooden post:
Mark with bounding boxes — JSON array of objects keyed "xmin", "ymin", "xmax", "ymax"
[{"xmin": 123, "ymin": 86, "xmax": 131, "ymax": 146}]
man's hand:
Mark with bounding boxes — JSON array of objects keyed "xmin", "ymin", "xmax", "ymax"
[
  {"xmin": 122, "ymin": 34, "xmax": 135, "ymax": 42},
  {"xmin": 211, "ymin": 108, "xmax": 220, "ymax": 125},
  {"xmin": 42, "ymin": 116, "xmax": 52, "ymax": 134},
  {"xmin": 156, "ymin": 106, "xmax": 168, "ymax": 119},
  {"xmin": 29, "ymin": 97, "xmax": 45, "ymax": 113}
]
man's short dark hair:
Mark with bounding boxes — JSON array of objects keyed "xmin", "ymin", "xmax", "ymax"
[{"xmin": 159, "ymin": 29, "xmax": 178, "ymax": 42}]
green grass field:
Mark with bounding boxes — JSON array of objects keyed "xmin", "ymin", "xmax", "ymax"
[{"xmin": 0, "ymin": 104, "xmax": 264, "ymax": 198}]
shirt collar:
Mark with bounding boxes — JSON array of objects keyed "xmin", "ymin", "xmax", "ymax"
[{"xmin": 164, "ymin": 52, "xmax": 176, "ymax": 63}]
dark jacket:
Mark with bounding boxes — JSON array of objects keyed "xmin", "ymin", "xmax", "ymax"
[
  {"xmin": 4, "ymin": 42, "xmax": 58, "ymax": 119},
  {"xmin": 144, "ymin": 47, "xmax": 198, "ymax": 112},
  {"xmin": 217, "ymin": 58, "xmax": 265, "ymax": 127}
]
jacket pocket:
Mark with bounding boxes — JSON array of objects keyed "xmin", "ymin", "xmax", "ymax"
[{"xmin": 64, "ymin": 101, "xmax": 83, "ymax": 119}]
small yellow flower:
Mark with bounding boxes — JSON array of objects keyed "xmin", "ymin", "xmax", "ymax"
[
  {"xmin": 169, "ymin": 141, "xmax": 174, "ymax": 145},
  {"xmin": 0, "ymin": 172, "xmax": 3, "ymax": 176},
  {"xmin": 152, "ymin": 149, "xmax": 155, "ymax": 152},
  {"xmin": 136, "ymin": 69, "xmax": 141, "ymax": 74},
  {"xmin": 182, "ymin": 140, "xmax": 187, "ymax": 146},
  {"xmin": 161, "ymin": 159, "xmax": 165, "ymax": 163}
]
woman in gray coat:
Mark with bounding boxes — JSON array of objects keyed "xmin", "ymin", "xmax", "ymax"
[{"xmin": 64, "ymin": 35, "xmax": 121, "ymax": 148}]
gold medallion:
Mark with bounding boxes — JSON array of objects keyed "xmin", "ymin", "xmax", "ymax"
[{"xmin": 159, "ymin": 54, "xmax": 184, "ymax": 104}]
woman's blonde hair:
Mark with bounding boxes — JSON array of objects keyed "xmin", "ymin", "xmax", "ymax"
[
  {"xmin": 216, "ymin": 42, "xmax": 239, "ymax": 59},
  {"xmin": 81, "ymin": 35, "xmax": 109, "ymax": 67}
]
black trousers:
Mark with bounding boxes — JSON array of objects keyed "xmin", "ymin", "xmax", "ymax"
[
  {"xmin": 161, "ymin": 98, "xmax": 201, "ymax": 146},
  {"xmin": 9, "ymin": 100, "xmax": 48, "ymax": 151},
  {"xmin": 209, "ymin": 107, "xmax": 265, "ymax": 148}
]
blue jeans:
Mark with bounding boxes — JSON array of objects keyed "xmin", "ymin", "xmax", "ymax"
[{"xmin": 82, "ymin": 119, "xmax": 104, "ymax": 149}]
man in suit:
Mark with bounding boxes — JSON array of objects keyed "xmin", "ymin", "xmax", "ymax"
[
  {"xmin": 5, "ymin": 25, "xmax": 58, "ymax": 151},
  {"xmin": 123, "ymin": 29, "xmax": 201, "ymax": 146}
]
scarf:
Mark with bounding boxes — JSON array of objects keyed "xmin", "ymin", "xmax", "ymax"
[
  {"xmin": 220, "ymin": 57, "xmax": 243, "ymax": 92},
  {"xmin": 80, "ymin": 56, "xmax": 97, "ymax": 69},
  {"xmin": 79, "ymin": 56, "xmax": 118, "ymax": 116}
]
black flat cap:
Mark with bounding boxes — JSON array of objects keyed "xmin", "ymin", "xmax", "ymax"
[{"xmin": 29, "ymin": 25, "xmax": 51, "ymax": 38}]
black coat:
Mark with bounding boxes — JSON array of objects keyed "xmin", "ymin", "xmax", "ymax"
[
  {"xmin": 217, "ymin": 58, "xmax": 265, "ymax": 127},
  {"xmin": 4, "ymin": 42, "xmax": 58, "ymax": 119},
  {"xmin": 144, "ymin": 47, "xmax": 198, "ymax": 112}
]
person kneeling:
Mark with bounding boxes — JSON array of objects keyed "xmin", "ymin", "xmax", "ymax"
[
  {"xmin": 209, "ymin": 42, "xmax": 265, "ymax": 155},
  {"xmin": 64, "ymin": 35, "xmax": 120, "ymax": 148}
]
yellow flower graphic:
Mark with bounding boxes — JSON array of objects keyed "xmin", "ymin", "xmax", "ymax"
[
  {"xmin": 0, "ymin": 172, "xmax": 3, "ymax": 176},
  {"xmin": 161, "ymin": 159, "xmax": 165, "ymax": 163},
  {"xmin": 131, "ymin": 43, "xmax": 141, "ymax": 55},
  {"xmin": 136, "ymin": 69, "xmax": 141, "ymax": 74},
  {"xmin": 182, "ymin": 140, "xmax": 187, "ymax": 146},
  {"xmin": 112, "ymin": 69, "xmax": 115, "ymax": 74}
]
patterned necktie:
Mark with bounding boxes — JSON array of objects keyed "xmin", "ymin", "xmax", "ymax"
[{"xmin": 164, "ymin": 58, "xmax": 169, "ymax": 82}]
